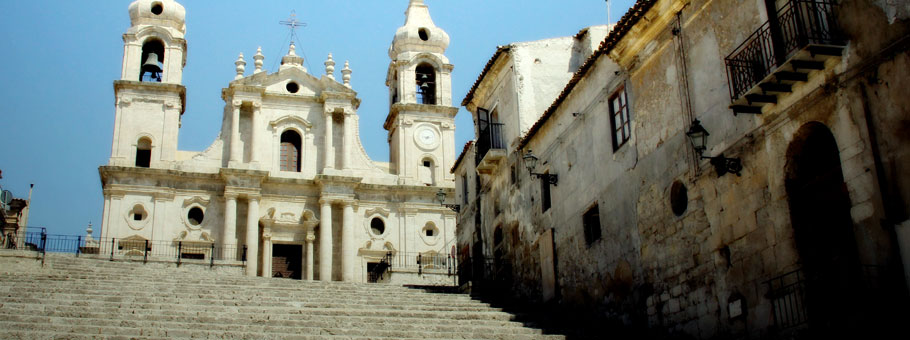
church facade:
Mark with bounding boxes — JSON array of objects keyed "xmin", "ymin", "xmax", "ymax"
[{"xmin": 98, "ymin": 0, "xmax": 458, "ymax": 284}]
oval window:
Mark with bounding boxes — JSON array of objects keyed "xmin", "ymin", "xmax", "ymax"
[
  {"xmin": 418, "ymin": 28, "xmax": 430, "ymax": 41},
  {"xmin": 370, "ymin": 218, "xmax": 385, "ymax": 236},
  {"xmin": 286, "ymin": 82, "xmax": 300, "ymax": 94},
  {"xmin": 188, "ymin": 207, "xmax": 204, "ymax": 226},
  {"xmin": 151, "ymin": 2, "xmax": 163, "ymax": 15}
]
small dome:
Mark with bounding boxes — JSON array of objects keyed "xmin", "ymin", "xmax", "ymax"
[
  {"xmin": 128, "ymin": 0, "xmax": 186, "ymax": 33},
  {"xmin": 389, "ymin": 0, "xmax": 450, "ymax": 58}
]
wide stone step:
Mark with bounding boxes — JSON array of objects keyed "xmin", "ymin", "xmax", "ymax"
[
  {"xmin": 0, "ymin": 281, "xmax": 480, "ymax": 304},
  {"xmin": 0, "ymin": 317, "xmax": 564, "ymax": 340},
  {"xmin": 0, "ymin": 309, "xmax": 544, "ymax": 337},
  {"xmin": 0, "ymin": 300, "xmax": 518, "ymax": 322},
  {"xmin": 0, "ymin": 304, "xmax": 531, "ymax": 329}
]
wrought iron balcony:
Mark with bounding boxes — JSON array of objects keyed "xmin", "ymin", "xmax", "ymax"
[
  {"xmin": 725, "ymin": 0, "xmax": 844, "ymax": 115},
  {"xmin": 475, "ymin": 122, "xmax": 506, "ymax": 174}
]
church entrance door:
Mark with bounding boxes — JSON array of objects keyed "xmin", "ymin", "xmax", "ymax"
[
  {"xmin": 784, "ymin": 122, "xmax": 861, "ymax": 333},
  {"xmin": 272, "ymin": 244, "xmax": 303, "ymax": 280}
]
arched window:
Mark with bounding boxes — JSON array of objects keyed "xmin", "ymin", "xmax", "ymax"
[
  {"xmin": 140, "ymin": 39, "xmax": 165, "ymax": 82},
  {"xmin": 280, "ymin": 130, "xmax": 302, "ymax": 172},
  {"xmin": 415, "ymin": 63, "xmax": 436, "ymax": 105},
  {"xmin": 136, "ymin": 137, "xmax": 152, "ymax": 168}
]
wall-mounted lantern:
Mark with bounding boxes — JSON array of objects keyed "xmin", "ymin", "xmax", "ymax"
[
  {"xmin": 523, "ymin": 150, "xmax": 558, "ymax": 186},
  {"xmin": 435, "ymin": 189, "xmax": 460, "ymax": 212},
  {"xmin": 686, "ymin": 119, "xmax": 743, "ymax": 177}
]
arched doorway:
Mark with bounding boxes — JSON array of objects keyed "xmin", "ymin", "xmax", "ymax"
[{"xmin": 784, "ymin": 122, "xmax": 860, "ymax": 331}]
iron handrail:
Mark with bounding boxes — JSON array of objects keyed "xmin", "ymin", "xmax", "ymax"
[{"xmin": 475, "ymin": 122, "xmax": 505, "ymax": 165}]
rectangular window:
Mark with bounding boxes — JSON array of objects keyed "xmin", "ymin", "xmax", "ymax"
[
  {"xmin": 608, "ymin": 86, "xmax": 631, "ymax": 151},
  {"xmin": 583, "ymin": 204, "xmax": 602, "ymax": 247},
  {"xmin": 541, "ymin": 173, "xmax": 551, "ymax": 212},
  {"xmin": 462, "ymin": 174, "xmax": 469, "ymax": 205}
]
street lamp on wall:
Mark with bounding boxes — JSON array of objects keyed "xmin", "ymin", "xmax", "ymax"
[
  {"xmin": 686, "ymin": 119, "xmax": 743, "ymax": 177},
  {"xmin": 435, "ymin": 189, "xmax": 460, "ymax": 212},
  {"xmin": 523, "ymin": 150, "xmax": 558, "ymax": 186}
]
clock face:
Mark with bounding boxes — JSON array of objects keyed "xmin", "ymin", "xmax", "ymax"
[{"xmin": 415, "ymin": 127, "xmax": 438, "ymax": 148}]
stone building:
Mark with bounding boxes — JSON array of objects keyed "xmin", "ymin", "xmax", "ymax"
[
  {"xmin": 454, "ymin": 0, "xmax": 910, "ymax": 338},
  {"xmin": 98, "ymin": 0, "xmax": 458, "ymax": 284}
]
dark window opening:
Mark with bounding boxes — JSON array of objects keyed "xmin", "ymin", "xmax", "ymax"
[
  {"xmin": 418, "ymin": 28, "xmax": 430, "ymax": 41},
  {"xmin": 415, "ymin": 64, "xmax": 436, "ymax": 105},
  {"xmin": 671, "ymin": 181, "xmax": 689, "ymax": 216},
  {"xmin": 133, "ymin": 214, "xmax": 143, "ymax": 221},
  {"xmin": 423, "ymin": 160, "xmax": 431, "ymax": 167},
  {"xmin": 462, "ymin": 174, "xmax": 469, "ymax": 205},
  {"xmin": 609, "ymin": 86, "xmax": 631, "ymax": 151},
  {"xmin": 583, "ymin": 204, "xmax": 601, "ymax": 246},
  {"xmin": 151, "ymin": 2, "xmax": 163, "ymax": 15},
  {"xmin": 181, "ymin": 253, "xmax": 204, "ymax": 260},
  {"xmin": 187, "ymin": 207, "xmax": 204, "ymax": 226},
  {"xmin": 136, "ymin": 138, "xmax": 152, "ymax": 168},
  {"xmin": 140, "ymin": 40, "xmax": 165, "ymax": 82},
  {"xmin": 286, "ymin": 82, "xmax": 300, "ymax": 94},
  {"xmin": 425, "ymin": 228, "xmax": 435, "ymax": 237},
  {"xmin": 371, "ymin": 218, "xmax": 385, "ymax": 235},
  {"xmin": 280, "ymin": 130, "xmax": 302, "ymax": 172},
  {"xmin": 541, "ymin": 172, "xmax": 552, "ymax": 212}
]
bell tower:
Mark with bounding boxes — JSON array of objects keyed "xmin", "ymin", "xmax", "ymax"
[
  {"xmin": 384, "ymin": 0, "xmax": 458, "ymax": 187},
  {"xmin": 108, "ymin": 0, "xmax": 187, "ymax": 169}
]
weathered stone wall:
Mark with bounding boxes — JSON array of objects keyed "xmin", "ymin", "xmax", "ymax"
[{"xmin": 456, "ymin": 0, "xmax": 910, "ymax": 338}]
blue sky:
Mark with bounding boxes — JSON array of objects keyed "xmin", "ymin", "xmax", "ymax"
[{"xmin": 0, "ymin": 0, "xmax": 634, "ymax": 235}]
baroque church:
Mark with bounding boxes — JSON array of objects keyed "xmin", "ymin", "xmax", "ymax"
[{"xmin": 98, "ymin": 0, "xmax": 458, "ymax": 284}]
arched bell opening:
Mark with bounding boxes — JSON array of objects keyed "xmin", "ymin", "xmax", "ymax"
[
  {"xmin": 140, "ymin": 39, "xmax": 165, "ymax": 82},
  {"xmin": 415, "ymin": 63, "xmax": 436, "ymax": 105}
]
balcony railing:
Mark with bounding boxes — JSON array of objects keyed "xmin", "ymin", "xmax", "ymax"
[
  {"xmin": 726, "ymin": 0, "xmax": 842, "ymax": 102},
  {"xmin": 475, "ymin": 122, "xmax": 505, "ymax": 165}
]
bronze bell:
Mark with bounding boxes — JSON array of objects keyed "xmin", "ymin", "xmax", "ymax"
[{"xmin": 141, "ymin": 53, "xmax": 162, "ymax": 81}]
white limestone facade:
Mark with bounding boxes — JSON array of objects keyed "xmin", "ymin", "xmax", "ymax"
[{"xmin": 99, "ymin": 0, "xmax": 457, "ymax": 284}]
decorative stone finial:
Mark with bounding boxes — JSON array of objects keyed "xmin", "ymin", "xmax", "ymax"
[
  {"xmin": 342, "ymin": 61, "xmax": 352, "ymax": 88},
  {"xmin": 253, "ymin": 47, "xmax": 265, "ymax": 73},
  {"xmin": 281, "ymin": 42, "xmax": 305, "ymax": 71},
  {"xmin": 325, "ymin": 53, "xmax": 336, "ymax": 80},
  {"xmin": 86, "ymin": 222, "xmax": 93, "ymax": 236},
  {"xmin": 235, "ymin": 53, "xmax": 246, "ymax": 80}
]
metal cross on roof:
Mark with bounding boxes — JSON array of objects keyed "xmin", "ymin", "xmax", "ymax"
[{"xmin": 279, "ymin": 10, "xmax": 307, "ymax": 41}]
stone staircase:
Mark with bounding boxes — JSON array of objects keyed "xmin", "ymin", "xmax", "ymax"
[{"xmin": 0, "ymin": 252, "xmax": 564, "ymax": 340}]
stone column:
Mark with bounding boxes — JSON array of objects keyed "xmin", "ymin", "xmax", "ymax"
[
  {"xmin": 319, "ymin": 199, "xmax": 333, "ymax": 281},
  {"xmin": 250, "ymin": 102, "xmax": 261, "ymax": 165},
  {"xmin": 222, "ymin": 193, "xmax": 237, "ymax": 251},
  {"xmin": 261, "ymin": 229, "xmax": 272, "ymax": 278},
  {"xmin": 342, "ymin": 200, "xmax": 355, "ymax": 282},
  {"xmin": 245, "ymin": 197, "xmax": 260, "ymax": 277},
  {"xmin": 342, "ymin": 112, "xmax": 352, "ymax": 169},
  {"xmin": 230, "ymin": 100, "xmax": 242, "ymax": 165},
  {"xmin": 151, "ymin": 193, "xmax": 169, "ymax": 242},
  {"xmin": 305, "ymin": 231, "xmax": 315, "ymax": 281},
  {"xmin": 324, "ymin": 113, "xmax": 335, "ymax": 170}
]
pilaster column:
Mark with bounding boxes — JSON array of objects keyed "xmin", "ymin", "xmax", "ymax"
[
  {"xmin": 222, "ymin": 193, "xmax": 237, "ymax": 250},
  {"xmin": 319, "ymin": 199, "xmax": 333, "ymax": 281},
  {"xmin": 245, "ymin": 197, "xmax": 260, "ymax": 277},
  {"xmin": 305, "ymin": 230, "xmax": 316, "ymax": 281},
  {"xmin": 342, "ymin": 200, "xmax": 355, "ymax": 282},
  {"xmin": 342, "ymin": 112, "xmax": 353, "ymax": 170},
  {"xmin": 261, "ymin": 228, "xmax": 272, "ymax": 278},
  {"xmin": 151, "ymin": 193, "xmax": 169, "ymax": 242},
  {"xmin": 250, "ymin": 102, "xmax": 261, "ymax": 165},
  {"xmin": 230, "ymin": 100, "xmax": 242, "ymax": 165},
  {"xmin": 324, "ymin": 113, "xmax": 335, "ymax": 170}
]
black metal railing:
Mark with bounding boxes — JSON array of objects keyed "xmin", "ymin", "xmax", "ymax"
[
  {"xmin": 2, "ymin": 229, "xmax": 245, "ymax": 266},
  {"xmin": 368, "ymin": 252, "xmax": 393, "ymax": 283},
  {"xmin": 766, "ymin": 269, "xmax": 809, "ymax": 331},
  {"xmin": 725, "ymin": 0, "xmax": 842, "ymax": 100},
  {"xmin": 388, "ymin": 252, "xmax": 457, "ymax": 276},
  {"xmin": 475, "ymin": 123, "xmax": 505, "ymax": 165}
]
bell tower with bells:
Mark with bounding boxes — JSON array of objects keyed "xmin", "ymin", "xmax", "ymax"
[
  {"xmin": 384, "ymin": 0, "xmax": 458, "ymax": 187},
  {"xmin": 108, "ymin": 0, "xmax": 187, "ymax": 169}
]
